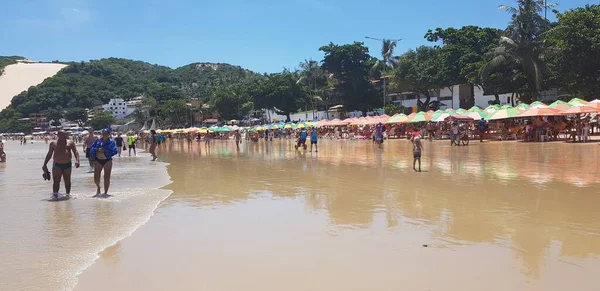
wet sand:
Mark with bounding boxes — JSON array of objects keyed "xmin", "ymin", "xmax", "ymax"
[
  {"xmin": 0, "ymin": 63, "xmax": 67, "ymax": 110},
  {"xmin": 74, "ymin": 139, "xmax": 600, "ymax": 291},
  {"xmin": 0, "ymin": 141, "xmax": 171, "ymax": 291}
]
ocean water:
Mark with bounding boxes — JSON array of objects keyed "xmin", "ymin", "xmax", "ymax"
[{"xmin": 0, "ymin": 140, "xmax": 171, "ymax": 291}]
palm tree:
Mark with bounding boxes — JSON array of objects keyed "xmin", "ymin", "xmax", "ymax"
[
  {"xmin": 297, "ymin": 59, "xmax": 324, "ymax": 119},
  {"xmin": 371, "ymin": 39, "xmax": 399, "ymax": 108},
  {"xmin": 481, "ymin": 0, "xmax": 557, "ymax": 102}
]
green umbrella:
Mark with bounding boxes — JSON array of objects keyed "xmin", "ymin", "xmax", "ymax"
[
  {"xmin": 500, "ymin": 104, "xmax": 512, "ymax": 109},
  {"xmin": 549, "ymin": 100, "xmax": 572, "ymax": 111},
  {"xmin": 515, "ymin": 103, "xmax": 530, "ymax": 110},
  {"xmin": 467, "ymin": 106, "xmax": 483, "ymax": 112},
  {"xmin": 464, "ymin": 110, "xmax": 488, "ymax": 120},
  {"xmin": 455, "ymin": 108, "xmax": 467, "ymax": 115},
  {"xmin": 486, "ymin": 107, "xmax": 521, "ymax": 120}
]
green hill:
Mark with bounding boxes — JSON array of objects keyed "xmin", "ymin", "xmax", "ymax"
[
  {"xmin": 7, "ymin": 58, "xmax": 261, "ymax": 116},
  {"xmin": 0, "ymin": 57, "xmax": 262, "ymax": 132}
]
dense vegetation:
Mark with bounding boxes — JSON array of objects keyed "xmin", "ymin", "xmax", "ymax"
[
  {"xmin": 0, "ymin": 56, "xmax": 25, "ymax": 76},
  {"xmin": 2, "ymin": 1, "xmax": 600, "ymax": 132}
]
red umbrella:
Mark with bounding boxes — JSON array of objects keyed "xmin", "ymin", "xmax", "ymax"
[
  {"xmin": 518, "ymin": 107, "xmax": 561, "ymax": 117},
  {"xmin": 560, "ymin": 105, "xmax": 600, "ymax": 115}
]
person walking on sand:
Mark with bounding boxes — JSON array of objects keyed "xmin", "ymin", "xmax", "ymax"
[
  {"xmin": 149, "ymin": 130, "xmax": 158, "ymax": 161},
  {"xmin": 128, "ymin": 133, "xmax": 137, "ymax": 156},
  {"xmin": 310, "ymin": 127, "xmax": 318, "ymax": 152},
  {"xmin": 90, "ymin": 129, "xmax": 118, "ymax": 197},
  {"xmin": 83, "ymin": 130, "xmax": 96, "ymax": 173},
  {"xmin": 42, "ymin": 130, "xmax": 80, "ymax": 199},
  {"xmin": 114, "ymin": 133, "xmax": 125, "ymax": 157},
  {"xmin": 412, "ymin": 135, "xmax": 423, "ymax": 172}
]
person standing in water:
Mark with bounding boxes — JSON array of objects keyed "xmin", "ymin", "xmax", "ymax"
[
  {"xmin": 375, "ymin": 122, "xmax": 384, "ymax": 149},
  {"xmin": 0, "ymin": 139, "xmax": 6, "ymax": 163},
  {"xmin": 412, "ymin": 135, "xmax": 424, "ymax": 172},
  {"xmin": 90, "ymin": 129, "xmax": 118, "ymax": 197},
  {"xmin": 234, "ymin": 130, "xmax": 242, "ymax": 150},
  {"xmin": 310, "ymin": 127, "xmax": 318, "ymax": 152},
  {"xmin": 83, "ymin": 130, "xmax": 96, "ymax": 173},
  {"xmin": 128, "ymin": 133, "xmax": 137, "ymax": 156},
  {"xmin": 42, "ymin": 130, "xmax": 80, "ymax": 198},
  {"xmin": 149, "ymin": 130, "xmax": 158, "ymax": 161},
  {"xmin": 114, "ymin": 133, "xmax": 125, "ymax": 157}
]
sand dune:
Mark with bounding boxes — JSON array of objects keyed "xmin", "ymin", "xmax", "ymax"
[{"xmin": 0, "ymin": 62, "xmax": 67, "ymax": 110}]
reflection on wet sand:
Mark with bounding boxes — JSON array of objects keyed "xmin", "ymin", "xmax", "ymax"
[
  {"xmin": 162, "ymin": 139, "xmax": 600, "ymax": 276},
  {"xmin": 75, "ymin": 139, "xmax": 600, "ymax": 291}
]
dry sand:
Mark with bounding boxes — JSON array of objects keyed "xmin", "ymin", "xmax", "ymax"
[{"xmin": 0, "ymin": 62, "xmax": 67, "ymax": 110}]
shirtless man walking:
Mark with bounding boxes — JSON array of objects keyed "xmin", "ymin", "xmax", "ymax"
[
  {"xmin": 83, "ymin": 130, "xmax": 96, "ymax": 173},
  {"xmin": 42, "ymin": 130, "xmax": 80, "ymax": 198}
]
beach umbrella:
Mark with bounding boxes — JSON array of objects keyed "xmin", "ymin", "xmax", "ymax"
[
  {"xmin": 407, "ymin": 112, "xmax": 431, "ymax": 123},
  {"xmin": 500, "ymin": 104, "xmax": 512, "ymax": 109},
  {"xmin": 283, "ymin": 124, "xmax": 293, "ymax": 129},
  {"xmin": 297, "ymin": 123, "xmax": 306, "ymax": 129},
  {"xmin": 568, "ymin": 98, "xmax": 588, "ymax": 106},
  {"xmin": 518, "ymin": 107, "xmax": 561, "ymax": 117},
  {"xmin": 560, "ymin": 104, "xmax": 600, "ymax": 115},
  {"xmin": 455, "ymin": 108, "xmax": 467, "ymax": 115},
  {"xmin": 467, "ymin": 106, "xmax": 483, "ymax": 112},
  {"xmin": 548, "ymin": 100, "xmax": 571, "ymax": 111},
  {"xmin": 586, "ymin": 99, "xmax": 600, "ymax": 109},
  {"xmin": 530, "ymin": 101, "xmax": 548, "ymax": 107},
  {"xmin": 464, "ymin": 111, "xmax": 488, "ymax": 120},
  {"xmin": 430, "ymin": 110, "xmax": 448, "ymax": 121},
  {"xmin": 484, "ymin": 105, "xmax": 500, "ymax": 114},
  {"xmin": 433, "ymin": 113, "xmax": 455, "ymax": 122},
  {"xmin": 386, "ymin": 113, "xmax": 409, "ymax": 124},
  {"xmin": 515, "ymin": 103, "xmax": 530, "ymax": 110},
  {"xmin": 486, "ymin": 107, "xmax": 521, "ymax": 120}
]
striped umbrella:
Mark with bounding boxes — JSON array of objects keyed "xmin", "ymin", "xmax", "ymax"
[
  {"xmin": 386, "ymin": 113, "xmax": 409, "ymax": 124},
  {"xmin": 407, "ymin": 111, "xmax": 431, "ymax": 123},
  {"xmin": 518, "ymin": 107, "xmax": 561, "ymax": 117},
  {"xmin": 568, "ymin": 98, "xmax": 589, "ymax": 106},
  {"xmin": 486, "ymin": 107, "xmax": 522, "ymax": 120},
  {"xmin": 548, "ymin": 100, "xmax": 571, "ymax": 111},
  {"xmin": 484, "ymin": 105, "xmax": 501, "ymax": 114},
  {"xmin": 515, "ymin": 103, "xmax": 530, "ymax": 110},
  {"xmin": 530, "ymin": 101, "xmax": 548, "ymax": 107},
  {"xmin": 560, "ymin": 104, "xmax": 600, "ymax": 115}
]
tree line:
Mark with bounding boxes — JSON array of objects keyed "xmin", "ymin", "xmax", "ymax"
[{"xmin": 1, "ymin": 1, "xmax": 599, "ymax": 131}]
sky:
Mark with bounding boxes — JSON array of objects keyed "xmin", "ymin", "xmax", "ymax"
[{"xmin": 0, "ymin": 0, "xmax": 595, "ymax": 73}]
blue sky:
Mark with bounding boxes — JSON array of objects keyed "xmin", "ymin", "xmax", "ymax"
[{"xmin": 0, "ymin": 0, "xmax": 594, "ymax": 73}]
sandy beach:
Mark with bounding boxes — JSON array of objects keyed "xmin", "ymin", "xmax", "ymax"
[
  {"xmin": 0, "ymin": 141, "xmax": 171, "ymax": 291},
  {"xmin": 69, "ymin": 139, "xmax": 600, "ymax": 291},
  {"xmin": 0, "ymin": 62, "xmax": 67, "ymax": 110}
]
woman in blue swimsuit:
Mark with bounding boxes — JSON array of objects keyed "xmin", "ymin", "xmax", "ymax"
[{"xmin": 90, "ymin": 129, "xmax": 118, "ymax": 197}]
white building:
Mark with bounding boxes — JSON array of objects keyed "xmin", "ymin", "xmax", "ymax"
[
  {"xmin": 102, "ymin": 98, "xmax": 136, "ymax": 119},
  {"xmin": 389, "ymin": 84, "xmax": 559, "ymax": 110}
]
